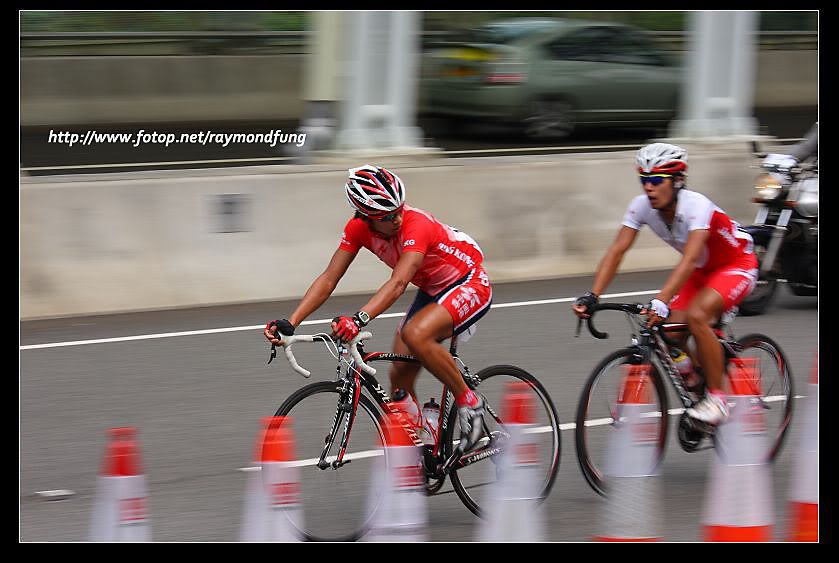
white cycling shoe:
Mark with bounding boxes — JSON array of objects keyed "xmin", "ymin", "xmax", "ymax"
[
  {"xmin": 686, "ymin": 392, "xmax": 730, "ymax": 425},
  {"xmin": 457, "ymin": 396, "xmax": 486, "ymax": 452}
]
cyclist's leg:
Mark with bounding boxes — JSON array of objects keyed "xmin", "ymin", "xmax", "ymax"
[
  {"xmin": 390, "ymin": 331, "xmax": 422, "ymax": 399},
  {"xmin": 668, "ymin": 270, "xmax": 706, "ymax": 361},
  {"xmin": 401, "ymin": 267, "xmax": 492, "ymax": 399},
  {"xmin": 390, "ymin": 290, "xmax": 433, "ymax": 399},
  {"xmin": 689, "ymin": 259, "xmax": 759, "ymax": 392},
  {"xmin": 686, "ymin": 288, "xmax": 726, "ymax": 392},
  {"xmin": 401, "ymin": 304, "xmax": 466, "ymax": 395}
]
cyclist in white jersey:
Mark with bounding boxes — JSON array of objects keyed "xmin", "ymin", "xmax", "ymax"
[{"xmin": 573, "ymin": 143, "xmax": 758, "ymax": 425}]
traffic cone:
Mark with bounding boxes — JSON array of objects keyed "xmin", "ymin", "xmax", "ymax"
[
  {"xmin": 788, "ymin": 350, "xmax": 818, "ymax": 541},
  {"xmin": 702, "ymin": 357, "xmax": 774, "ymax": 541},
  {"xmin": 478, "ymin": 382, "xmax": 546, "ymax": 541},
  {"xmin": 239, "ymin": 416, "xmax": 303, "ymax": 542},
  {"xmin": 89, "ymin": 427, "xmax": 151, "ymax": 541},
  {"xmin": 363, "ymin": 412, "xmax": 427, "ymax": 541},
  {"xmin": 594, "ymin": 364, "xmax": 663, "ymax": 541}
]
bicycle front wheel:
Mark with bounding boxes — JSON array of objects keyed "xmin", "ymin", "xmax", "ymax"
[
  {"xmin": 575, "ymin": 349, "xmax": 669, "ymax": 497},
  {"xmin": 443, "ymin": 365, "xmax": 561, "ymax": 517},
  {"xmin": 273, "ymin": 381, "xmax": 386, "ymax": 541},
  {"xmin": 733, "ymin": 333, "xmax": 794, "ymax": 462}
]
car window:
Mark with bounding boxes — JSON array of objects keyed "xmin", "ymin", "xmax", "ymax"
[
  {"xmin": 469, "ymin": 21, "xmax": 561, "ymax": 44},
  {"xmin": 545, "ymin": 26, "xmax": 671, "ymax": 66},
  {"xmin": 601, "ymin": 31, "xmax": 670, "ymax": 66},
  {"xmin": 545, "ymin": 27, "xmax": 616, "ymax": 61}
]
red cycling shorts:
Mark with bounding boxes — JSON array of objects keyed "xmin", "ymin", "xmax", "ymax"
[
  {"xmin": 670, "ymin": 253, "xmax": 759, "ymax": 312},
  {"xmin": 400, "ymin": 267, "xmax": 493, "ymax": 337}
]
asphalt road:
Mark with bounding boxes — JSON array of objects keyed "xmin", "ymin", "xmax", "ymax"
[
  {"xmin": 20, "ymin": 106, "xmax": 817, "ymax": 173},
  {"xmin": 20, "ymin": 271, "xmax": 819, "ymax": 542}
]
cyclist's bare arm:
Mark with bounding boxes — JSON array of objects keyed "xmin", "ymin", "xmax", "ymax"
[
  {"xmin": 591, "ymin": 226, "xmax": 638, "ymax": 296},
  {"xmin": 289, "ymin": 248, "xmax": 358, "ymax": 327},
  {"xmin": 357, "ymin": 250, "xmax": 424, "ymax": 320},
  {"xmin": 573, "ymin": 227, "xmax": 638, "ymax": 320}
]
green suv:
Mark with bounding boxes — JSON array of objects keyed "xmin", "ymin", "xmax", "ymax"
[{"xmin": 421, "ymin": 18, "xmax": 681, "ymax": 139}]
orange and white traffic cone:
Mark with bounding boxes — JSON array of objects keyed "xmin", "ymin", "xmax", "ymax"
[
  {"xmin": 702, "ymin": 357, "xmax": 774, "ymax": 541},
  {"xmin": 239, "ymin": 416, "xmax": 303, "ymax": 542},
  {"xmin": 594, "ymin": 364, "xmax": 663, "ymax": 542},
  {"xmin": 89, "ymin": 427, "xmax": 151, "ymax": 541},
  {"xmin": 363, "ymin": 412, "xmax": 427, "ymax": 542},
  {"xmin": 478, "ymin": 382, "xmax": 546, "ymax": 541},
  {"xmin": 788, "ymin": 350, "xmax": 818, "ymax": 541}
]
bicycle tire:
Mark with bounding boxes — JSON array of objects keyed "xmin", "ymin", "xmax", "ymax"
[
  {"xmin": 733, "ymin": 333, "xmax": 794, "ymax": 462},
  {"xmin": 273, "ymin": 381, "xmax": 387, "ymax": 542},
  {"xmin": 574, "ymin": 348, "xmax": 669, "ymax": 497},
  {"xmin": 443, "ymin": 365, "xmax": 561, "ymax": 518}
]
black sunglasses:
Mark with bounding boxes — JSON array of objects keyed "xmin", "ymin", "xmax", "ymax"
[{"xmin": 639, "ymin": 174, "xmax": 673, "ymax": 186}]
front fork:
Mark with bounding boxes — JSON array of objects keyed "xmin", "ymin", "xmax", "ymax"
[
  {"xmin": 756, "ymin": 208, "xmax": 793, "ymax": 276},
  {"xmin": 317, "ymin": 368, "xmax": 361, "ymax": 470}
]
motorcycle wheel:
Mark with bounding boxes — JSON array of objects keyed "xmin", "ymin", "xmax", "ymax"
[
  {"xmin": 739, "ymin": 245, "xmax": 778, "ymax": 316},
  {"xmin": 790, "ymin": 283, "xmax": 818, "ymax": 297}
]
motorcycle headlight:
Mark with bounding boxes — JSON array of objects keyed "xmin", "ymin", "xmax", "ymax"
[{"xmin": 753, "ymin": 172, "xmax": 784, "ymax": 200}]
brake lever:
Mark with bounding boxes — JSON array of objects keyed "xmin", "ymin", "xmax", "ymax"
[
  {"xmin": 575, "ymin": 318, "xmax": 582, "ymax": 338},
  {"xmin": 267, "ymin": 344, "xmax": 277, "ymax": 364}
]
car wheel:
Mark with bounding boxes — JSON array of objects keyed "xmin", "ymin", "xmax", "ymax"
[{"xmin": 522, "ymin": 99, "xmax": 575, "ymax": 140}]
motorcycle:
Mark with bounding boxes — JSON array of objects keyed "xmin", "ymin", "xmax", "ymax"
[{"xmin": 739, "ymin": 143, "xmax": 818, "ymax": 316}]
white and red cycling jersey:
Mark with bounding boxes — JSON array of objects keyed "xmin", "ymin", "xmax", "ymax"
[
  {"xmin": 339, "ymin": 205, "xmax": 485, "ymax": 295},
  {"xmin": 622, "ymin": 189, "xmax": 754, "ymax": 273}
]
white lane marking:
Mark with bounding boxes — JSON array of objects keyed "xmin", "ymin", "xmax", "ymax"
[
  {"xmin": 33, "ymin": 489, "xmax": 76, "ymax": 500},
  {"xmin": 20, "ymin": 289, "xmax": 659, "ymax": 350},
  {"xmin": 237, "ymin": 394, "xmax": 802, "ymax": 470}
]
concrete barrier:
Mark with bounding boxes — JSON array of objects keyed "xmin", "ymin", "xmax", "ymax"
[{"xmin": 21, "ymin": 141, "xmax": 771, "ymax": 319}]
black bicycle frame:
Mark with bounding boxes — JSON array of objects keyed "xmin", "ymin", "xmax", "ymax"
[
  {"xmin": 322, "ymin": 340, "xmax": 504, "ymax": 477},
  {"xmin": 645, "ymin": 323, "xmax": 741, "ymax": 409}
]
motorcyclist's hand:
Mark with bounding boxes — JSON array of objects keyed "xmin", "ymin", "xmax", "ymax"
[
  {"xmin": 264, "ymin": 319, "xmax": 294, "ymax": 346},
  {"xmin": 763, "ymin": 153, "xmax": 798, "ymax": 172},
  {"xmin": 573, "ymin": 292, "xmax": 599, "ymax": 319},
  {"xmin": 641, "ymin": 298, "xmax": 669, "ymax": 328}
]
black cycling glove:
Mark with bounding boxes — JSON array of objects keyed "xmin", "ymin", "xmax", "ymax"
[
  {"xmin": 267, "ymin": 318, "xmax": 295, "ymax": 337},
  {"xmin": 574, "ymin": 292, "xmax": 599, "ymax": 313}
]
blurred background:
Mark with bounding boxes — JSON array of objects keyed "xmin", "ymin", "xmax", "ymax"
[
  {"xmin": 20, "ymin": 11, "xmax": 817, "ymax": 169},
  {"xmin": 20, "ymin": 11, "xmax": 819, "ymax": 543}
]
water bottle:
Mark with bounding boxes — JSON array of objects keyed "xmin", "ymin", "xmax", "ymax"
[
  {"xmin": 392, "ymin": 388, "xmax": 421, "ymax": 427},
  {"xmin": 421, "ymin": 398, "xmax": 441, "ymax": 446},
  {"xmin": 669, "ymin": 348, "xmax": 695, "ymax": 385}
]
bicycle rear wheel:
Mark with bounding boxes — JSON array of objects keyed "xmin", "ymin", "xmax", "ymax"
[
  {"xmin": 443, "ymin": 365, "xmax": 561, "ymax": 517},
  {"xmin": 575, "ymin": 349, "xmax": 669, "ymax": 497},
  {"xmin": 732, "ymin": 333, "xmax": 794, "ymax": 462},
  {"xmin": 273, "ymin": 381, "xmax": 386, "ymax": 541}
]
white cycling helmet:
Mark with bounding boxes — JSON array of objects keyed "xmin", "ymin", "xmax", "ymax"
[
  {"xmin": 345, "ymin": 164, "xmax": 406, "ymax": 218},
  {"xmin": 636, "ymin": 142, "xmax": 688, "ymax": 175}
]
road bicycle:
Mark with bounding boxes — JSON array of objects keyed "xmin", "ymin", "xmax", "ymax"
[
  {"xmin": 574, "ymin": 302, "xmax": 793, "ymax": 496},
  {"xmin": 266, "ymin": 330, "xmax": 561, "ymax": 541}
]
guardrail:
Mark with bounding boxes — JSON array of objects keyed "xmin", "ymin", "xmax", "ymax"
[{"xmin": 20, "ymin": 30, "xmax": 817, "ymax": 56}]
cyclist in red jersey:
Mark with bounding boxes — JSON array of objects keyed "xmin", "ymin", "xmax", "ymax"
[
  {"xmin": 572, "ymin": 143, "xmax": 758, "ymax": 425},
  {"xmin": 264, "ymin": 165, "xmax": 491, "ymax": 450}
]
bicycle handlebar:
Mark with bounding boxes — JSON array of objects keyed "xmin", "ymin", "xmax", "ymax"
[
  {"xmin": 277, "ymin": 332, "xmax": 376, "ymax": 378},
  {"xmin": 577, "ymin": 302, "xmax": 691, "ymax": 347},
  {"xmin": 576, "ymin": 302, "xmax": 645, "ymax": 340}
]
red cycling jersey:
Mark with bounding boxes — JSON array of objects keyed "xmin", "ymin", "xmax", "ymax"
[{"xmin": 338, "ymin": 205, "xmax": 485, "ymax": 295}]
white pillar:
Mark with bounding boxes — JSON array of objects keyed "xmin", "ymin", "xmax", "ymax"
[
  {"xmin": 669, "ymin": 11, "xmax": 760, "ymax": 139},
  {"xmin": 336, "ymin": 11, "xmax": 425, "ymax": 152},
  {"xmin": 290, "ymin": 11, "xmax": 343, "ymax": 159}
]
